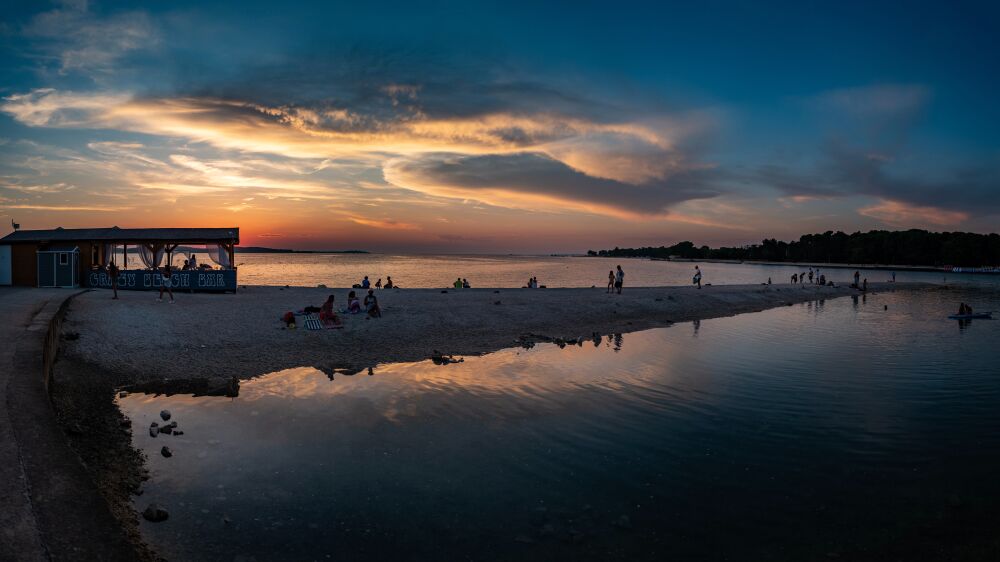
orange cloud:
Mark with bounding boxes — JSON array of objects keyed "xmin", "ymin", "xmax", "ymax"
[
  {"xmin": 348, "ymin": 216, "xmax": 421, "ymax": 230},
  {"xmin": 858, "ymin": 199, "xmax": 968, "ymax": 226}
]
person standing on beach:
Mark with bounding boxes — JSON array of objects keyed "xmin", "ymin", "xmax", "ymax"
[
  {"xmin": 892, "ymin": 271, "xmax": 896, "ymax": 283},
  {"xmin": 853, "ymin": 270, "xmax": 860, "ymax": 287},
  {"xmin": 158, "ymin": 264, "xmax": 175, "ymax": 303},
  {"xmin": 791, "ymin": 273, "xmax": 797, "ymax": 284},
  {"xmin": 614, "ymin": 265, "xmax": 625, "ymax": 294},
  {"xmin": 862, "ymin": 278, "xmax": 868, "ymax": 292},
  {"xmin": 815, "ymin": 268, "xmax": 821, "ymax": 284},
  {"xmin": 808, "ymin": 269, "xmax": 814, "ymax": 284},
  {"xmin": 109, "ymin": 260, "xmax": 120, "ymax": 299},
  {"xmin": 607, "ymin": 270, "xmax": 615, "ymax": 293},
  {"xmin": 694, "ymin": 266, "xmax": 702, "ymax": 289}
]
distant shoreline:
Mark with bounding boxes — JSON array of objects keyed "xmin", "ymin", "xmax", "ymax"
[{"xmin": 591, "ymin": 256, "xmax": 999, "ymax": 274}]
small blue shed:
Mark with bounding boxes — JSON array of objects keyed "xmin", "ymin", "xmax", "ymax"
[{"xmin": 37, "ymin": 245, "xmax": 80, "ymax": 288}]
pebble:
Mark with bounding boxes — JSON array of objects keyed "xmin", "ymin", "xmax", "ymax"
[
  {"xmin": 118, "ymin": 391, "xmax": 129, "ymax": 398},
  {"xmin": 161, "ymin": 446, "xmax": 173, "ymax": 458},
  {"xmin": 142, "ymin": 503, "xmax": 169, "ymax": 522},
  {"xmin": 160, "ymin": 410, "xmax": 171, "ymax": 421},
  {"xmin": 149, "ymin": 422, "xmax": 159, "ymax": 438},
  {"xmin": 612, "ymin": 515, "xmax": 632, "ymax": 529}
]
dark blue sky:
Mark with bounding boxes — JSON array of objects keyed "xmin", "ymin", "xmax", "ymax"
[{"xmin": 0, "ymin": 0, "xmax": 997, "ymax": 251}]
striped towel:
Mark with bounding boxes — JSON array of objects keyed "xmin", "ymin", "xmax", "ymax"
[{"xmin": 304, "ymin": 314, "xmax": 322, "ymax": 331}]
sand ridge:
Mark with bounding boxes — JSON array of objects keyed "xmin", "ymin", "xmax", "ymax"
[{"xmin": 61, "ymin": 282, "xmax": 923, "ymax": 383}]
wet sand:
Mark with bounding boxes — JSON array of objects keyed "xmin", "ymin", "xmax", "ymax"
[{"xmin": 61, "ymin": 282, "xmax": 926, "ymax": 383}]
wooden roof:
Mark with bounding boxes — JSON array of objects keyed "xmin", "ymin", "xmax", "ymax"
[{"xmin": 1, "ymin": 227, "xmax": 239, "ymax": 244}]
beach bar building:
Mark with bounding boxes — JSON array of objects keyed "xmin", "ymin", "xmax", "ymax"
[{"xmin": 0, "ymin": 227, "xmax": 239, "ymax": 292}]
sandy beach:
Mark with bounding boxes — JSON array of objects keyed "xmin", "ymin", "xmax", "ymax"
[{"xmin": 61, "ymin": 282, "xmax": 925, "ymax": 383}]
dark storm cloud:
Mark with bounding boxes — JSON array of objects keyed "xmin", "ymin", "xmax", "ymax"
[
  {"xmin": 384, "ymin": 152, "xmax": 724, "ymax": 217},
  {"xmin": 759, "ymin": 143, "xmax": 1000, "ymax": 215}
]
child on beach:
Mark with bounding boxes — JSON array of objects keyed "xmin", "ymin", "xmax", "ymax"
[
  {"xmin": 364, "ymin": 289, "xmax": 381, "ymax": 318},
  {"xmin": 375, "ymin": 278, "xmax": 382, "ymax": 289},
  {"xmin": 615, "ymin": 266, "xmax": 625, "ymax": 294},
  {"xmin": 347, "ymin": 291, "xmax": 362, "ymax": 313},
  {"xmin": 607, "ymin": 270, "xmax": 615, "ymax": 293},
  {"xmin": 158, "ymin": 264, "xmax": 175, "ymax": 303},
  {"xmin": 385, "ymin": 276, "xmax": 395, "ymax": 289},
  {"xmin": 320, "ymin": 295, "xmax": 341, "ymax": 326}
]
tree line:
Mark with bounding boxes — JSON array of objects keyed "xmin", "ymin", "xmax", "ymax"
[{"xmin": 588, "ymin": 230, "xmax": 1000, "ymax": 267}]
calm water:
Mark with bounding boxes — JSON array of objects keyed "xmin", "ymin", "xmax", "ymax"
[
  {"xmin": 121, "ymin": 287, "xmax": 1000, "ymax": 561},
  {"xmin": 127, "ymin": 251, "xmax": 1000, "ymax": 288}
]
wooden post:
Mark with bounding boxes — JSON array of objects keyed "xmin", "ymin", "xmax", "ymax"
[{"xmin": 228, "ymin": 242, "xmax": 235, "ymax": 270}]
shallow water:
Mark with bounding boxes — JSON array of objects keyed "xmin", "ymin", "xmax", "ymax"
[
  {"xmin": 121, "ymin": 287, "xmax": 1000, "ymax": 561},
  {"xmin": 122, "ymin": 252, "xmax": 1000, "ymax": 288}
]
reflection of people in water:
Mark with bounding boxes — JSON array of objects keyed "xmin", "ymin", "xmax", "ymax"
[
  {"xmin": 613, "ymin": 333, "xmax": 623, "ymax": 352},
  {"xmin": 693, "ymin": 319, "xmax": 701, "ymax": 336}
]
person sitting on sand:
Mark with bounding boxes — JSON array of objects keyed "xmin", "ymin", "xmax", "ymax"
[
  {"xmin": 454, "ymin": 277, "xmax": 463, "ymax": 289},
  {"xmin": 362, "ymin": 276, "xmax": 370, "ymax": 289},
  {"xmin": 463, "ymin": 278, "xmax": 471, "ymax": 288},
  {"xmin": 347, "ymin": 290, "xmax": 362, "ymax": 314},
  {"xmin": 320, "ymin": 295, "xmax": 342, "ymax": 325},
  {"xmin": 375, "ymin": 278, "xmax": 382, "ymax": 289},
  {"xmin": 364, "ymin": 289, "xmax": 381, "ymax": 318},
  {"xmin": 385, "ymin": 276, "xmax": 394, "ymax": 289},
  {"xmin": 607, "ymin": 270, "xmax": 615, "ymax": 293},
  {"xmin": 181, "ymin": 259, "xmax": 190, "ymax": 271}
]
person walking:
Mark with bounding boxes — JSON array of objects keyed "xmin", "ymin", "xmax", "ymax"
[
  {"xmin": 614, "ymin": 265, "xmax": 625, "ymax": 294},
  {"xmin": 694, "ymin": 266, "xmax": 702, "ymax": 289},
  {"xmin": 109, "ymin": 260, "xmax": 120, "ymax": 299},
  {"xmin": 158, "ymin": 264, "xmax": 175, "ymax": 303}
]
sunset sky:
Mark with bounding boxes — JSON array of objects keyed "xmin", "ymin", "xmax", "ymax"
[{"xmin": 1, "ymin": 0, "xmax": 998, "ymax": 252}]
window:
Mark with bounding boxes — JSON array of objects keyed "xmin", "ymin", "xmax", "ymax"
[{"xmin": 59, "ymin": 253, "xmax": 69, "ymax": 265}]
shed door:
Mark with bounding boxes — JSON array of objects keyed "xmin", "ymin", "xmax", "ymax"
[{"xmin": 0, "ymin": 245, "xmax": 11, "ymax": 285}]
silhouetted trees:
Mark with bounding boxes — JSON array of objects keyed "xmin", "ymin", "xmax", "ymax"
[{"xmin": 589, "ymin": 230, "xmax": 1000, "ymax": 267}]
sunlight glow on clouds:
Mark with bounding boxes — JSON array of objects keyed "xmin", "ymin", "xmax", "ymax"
[{"xmin": 1, "ymin": 1, "xmax": 997, "ymax": 251}]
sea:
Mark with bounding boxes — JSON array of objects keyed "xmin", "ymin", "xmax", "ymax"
[
  {"xmin": 115, "ymin": 257, "xmax": 1000, "ymax": 560},
  {"xmin": 139, "ymin": 252, "xmax": 1000, "ymax": 289}
]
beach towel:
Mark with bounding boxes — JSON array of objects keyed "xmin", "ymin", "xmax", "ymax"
[{"xmin": 304, "ymin": 314, "xmax": 322, "ymax": 331}]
